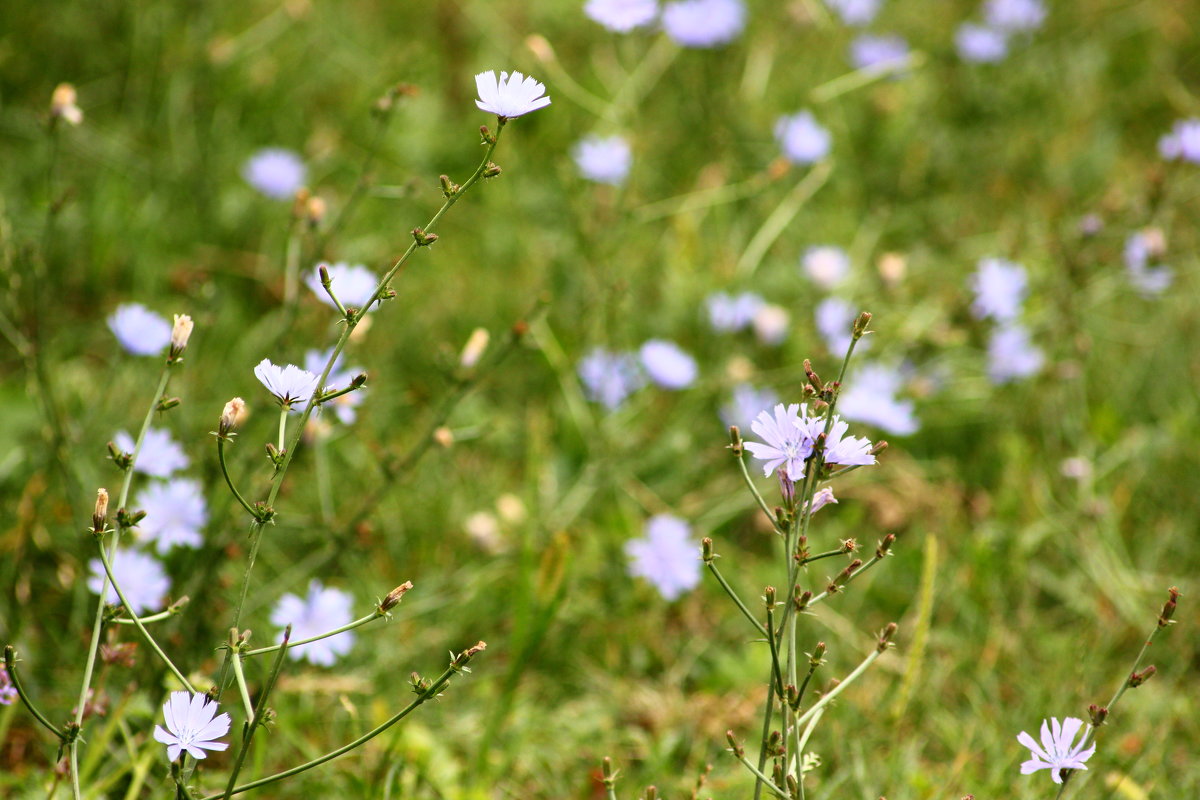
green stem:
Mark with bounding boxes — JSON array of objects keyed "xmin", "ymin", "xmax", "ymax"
[
  {"xmin": 276, "ymin": 408, "xmax": 288, "ymax": 454},
  {"xmin": 222, "ymin": 630, "xmax": 291, "ymax": 800},
  {"xmin": 241, "ymin": 612, "xmax": 378, "ymax": 657},
  {"xmin": 802, "ymin": 553, "xmax": 885, "ymax": 610},
  {"xmin": 732, "ymin": 752, "xmax": 789, "ymax": 800},
  {"xmin": 736, "ymin": 453, "xmax": 782, "ymax": 533},
  {"xmin": 793, "ymin": 648, "xmax": 882, "ymax": 729},
  {"xmin": 800, "ymin": 548, "xmax": 847, "ymax": 566},
  {"xmin": 705, "ymin": 562, "xmax": 767, "ymax": 638},
  {"xmin": 217, "ymin": 437, "xmax": 260, "ymax": 521},
  {"xmin": 3, "ymin": 647, "xmax": 64, "ymax": 741},
  {"xmin": 229, "ymin": 651, "xmax": 254, "ymax": 720}
]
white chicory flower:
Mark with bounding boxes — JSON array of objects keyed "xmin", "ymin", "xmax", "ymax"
[{"xmin": 153, "ymin": 692, "xmax": 231, "ymax": 761}]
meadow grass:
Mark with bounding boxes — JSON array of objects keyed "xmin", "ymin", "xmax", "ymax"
[{"xmin": 0, "ymin": 0, "xmax": 1197, "ymax": 797}]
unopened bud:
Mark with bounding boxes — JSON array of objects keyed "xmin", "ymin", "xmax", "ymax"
[
  {"xmin": 602, "ymin": 756, "xmax": 617, "ymax": 784},
  {"xmin": 786, "ymin": 775, "xmax": 799, "ymax": 797},
  {"xmin": 701, "ymin": 537, "xmax": 715, "ymax": 564},
  {"xmin": 480, "ymin": 125, "xmax": 496, "ymax": 144},
  {"xmin": 452, "ymin": 640, "xmax": 487, "ymax": 670},
  {"xmin": 380, "ymin": 581, "xmax": 413, "ymax": 613},
  {"xmin": 794, "ymin": 588, "xmax": 812, "ymax": 612},
  {"xmin": 728, "ymin": 425, "xmax": 743, "ymax": 455},
  {"xmin": 1088, "ymin": 704, "xmax": 1108, "ymax": 726},
  {"xmin": 764, "ymin": 585, "xmax": 776, "ymax": 609},
  {"xmin": 876, "ymin": 533, "xmax": 895, "ymax": 559},
  {"xmin": 827, "ymin": 558, "xmax": 863, "ymax": 593},
  {"xmin": 870, "ymin": 440, "xmax": 889, "ymax": 457},
  {"xmin": 803, "ymin": 359, "xmax": 823, "ymax": 393},
  {"xmin": 1158, "ymin": 586, "xmax": 1179, "ymax": 628},
  {"xmin": 644, "ymin": 787, "xmax": 657, "ymax": 800},
  {"xmin": 877, "ymin": 622, "xmax": 898, "ymax": 651},
  {"xmin": 483, "ymin": 162, "xmax": 502, "ymax": 178},
  {"xmin": 157, "ymin": 396, "xmax": 181, "ymax": 412},
  {"xmin": 852, "ymin": 311, "xmax": 872, "ymax": 339},
  {"xmin": 318, "ymin": 263, "xmax": 331, "ymax": 287},
  {"xmin": 220, "ymin": 397, "xmax": 247, "ymax": 436},
  {"xmin": 810, "ymin": 641, "xmax": 826, "ymax": 666},
  {"xmin": 50, "ymin": 83, "xmax": 83, "ymax": 125},
  {"xmin": 412, "ymin": 227, "xmax": 439, "ymax": 246},
  {"xmin": 108, "ymin": 442, "xmax": 132, "ymax": 470},
  {"xmin": 725, "ymin": 730, "xmax": 744, "ymax": 758},
  {"xmin": 1128, "ymin": 665, "xmax": 1156, "ymax": 688},
  {"xmin": 785, "ymin": 684, "xmax": 799, "ymax": 708},
  {"xmin": 350, "ymin": 373, "xmax": 367, "ymax": 389},
  {"xmin": 92, "ymin": 489, "xmax": 109, "ymax": 533},
  {"xmin": 459, "ymin": 327, "xmax": 490, "ymax": 369},
  {"xmin": 439, "ymin": 174, "xmax": 460, "ymax": 198},
  {"xmin": 166, "ymin": 314, "xmax": 193, "ymax": 359}
]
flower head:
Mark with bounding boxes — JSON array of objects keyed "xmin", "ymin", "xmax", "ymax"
[
  {"xmin": 826, "ymin": 0, "xmax": 880, "ymax": 26},
  {"xmin": 814, "ymin": 297, "xmax": 857, "ymax": 356},
  {"xmin": 573, "ymin": 135, "xmax": 633, "ymax": 185},
  {"xmin": 1123, "ymin": 230, "xmax": 1173, "ymax": 297},
  {"xmin": 985, "ymin": 0, "xmax": 1047, "ymax": 31},
  {"xmin": 153, "ymin": 692, "xmax": 231, "ymax": 762},
  {"xmin": 474, "ymin": 71, "xmax": 551, "ymax": 119},
  {"xmin": 744, "ymin": 404, "xmax": 813, "ymax": 480},
  {"xmin": 707, "ymin": 291, "xmax": 763, "ymax": 332},
  {"xmin": 987, "ymin": 324, "xmax": 1044, "ymax": 384},
  {"xmin": 243, "ymin": 148, "xmax": 306, "ymax": 199},
  {"xmin": 306, "ymin": 263, "xmax": 381, "ymax": 311},
  {"xmin": 254, "ymin": 359, "xmax": 321, "ymax": 411},
  {"xmin": 579, "ymin": 348, "xmax": 645, "ymax": 410},
  {"xmin": 114, "ymin": 428, "xmax": 189, "ymax": 478},
  {"xmin": 1017, "ymin": 717, "xmax": 1096, "ymax": 784},
  {"xmin": 135, "ymin": 479, "xmax": 208, "ymax": 554},
  {"xmin": 753, "ymin": 303, "xmax": 790, "ymax": 346},
  {"xmin": 662, "ymin": 0, "xmax": 746, "ymax": 48},
  {"xmin": 86, "ymin": 549, "xmax": 170, "ymax": 614},
  {"xmin": 720, "ymin": 383, "xmax": 779, "ymax": 432},
  {"xmin": 803, "ymin": 245, "xmax": 851, "ymax": 289},
  {"xmin": 625, "ymin": 515, "xmax": 701, "ymax": 601},
  {"xmin": 850, "ymin": 34, "xmax": 910, "ymax": 74},
  {"xmin": 585, "ymin": 0, "xmax": 659, "ymax": 32},
  {"xmin": 108, "ymin": 304, "xmax": 173, "ymax": 356},
  {"xmin": 270, "ymin": 580, "xmax": 356, "ymax": 666},
  {"xmin": 775, "ymin": 111, "xmax": 832, "ymax": 165},
  {"xmin": 970, "ymin": 257, "xmax": 1028, "ymax": 322},
  {"xmin": 820, "ymin": 418, "xmax": 877, "ymax": 467},
  {"xmin": 956, "ymin": 23, "xmax": 1009, "ymax": 63},
  {"xmin": 1159, "ymin": 118, "xmax": 1200, "ymax": 163},
  {"xmin": 639, "ymin": 340, "xmax": 697, "ymax": 389}
]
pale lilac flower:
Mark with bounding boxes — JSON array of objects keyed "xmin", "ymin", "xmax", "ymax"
[
  {"xmin": 1127, "ymin": 263, "xmax": 1173, "ymax": 296},
  {"xmin": 851, "ymin": 34, "xmax": 910, "ymax": 74},
  {"xmin": 1159, "ymin": 119, "xmax": 1200, "ymax": 163},
  {"xmin": 662, "ymin": 0, "xmax": 746, "ymax": 48},
  {"xmin": 270, "ymin": 580, "xmax": 356, "ymax": 666},
  {"xmin": 86, "ymin": 549, "xmax": 169, "ymax": 614},
  {"xmin": 573, "ymin": 135, "xmax": 633, "ymax": 185},
  {"xmin": 305, "ymin": 262, "xmax": 381, "ymax": 311},
  {"xmin": 625, "ymin": 514, "xmax": 701, "ymax": 601},
  {"xmin": 985, "ymin": 0, "xmax": 1046, "ymax": 31},
  {"xmin": 720, "ymin": 384, "xmax": 779, "ymax": 432},
  {"xmin": 579, "ymin": 348, "xmax": 645, "ymax": 410},
  {"xmin": 707, "ymin": 292, "xmax": 763, "ymax": 332},
  {"xmin": 0, "ymin": 665, "xmax": 17, "ymax": 705},
  {"xmin": 970, "ymin": 257, "xmax": 1027, "ymax": 322},
  {"xmin": 837, "ymin": 363, "xmax": 918, "ymax": 436},
  {"xmin": 803, "ymin": 245, "xmax": 851, "ymax": 289},
  {"xmin": 987, "ymin": 324, "xmax": 1043, "ymax": 384},
  {"xmin": 153, "ymin": 692, "xmax": 231, "ymax": 762},
  {"xmin": 304, "ymin": 348, "xmax": 364, "ymax": 424},
  {"xmin": 135, "ymin": 479, "xmax": 208, "ymax": 554},
  {"xmin": 806, "ymin": 486, "xmax": 838, "ymax": 514},
  {"xmin": 820, "ymin": 417, "xmax": 877, "ymax": 466},
  {"xmin": 956, "ymin": 23, "xmax": 1008, "ymax": 63},
  {"xmin": 108, "ymin": 304, "xmax": 172, "ymax": 356},
  {"xmin": 1017, "ymin": 717, "xmax": 1096, "ymax": 784},
  {"xmin": 254, "ymin": 359, "xmax": 321, "ymax": 411},
  {"xmin": 1123, "ymin": 231, "xmax": 1173, "ymax": 297},
  {"xmin": 814, "ymin": 297, "xmax": 858, "ymax": 356},
  {"xmin": 243, "ymin": 148, "xmax": 306, "ymax": 199},
  {"xmin": 585, "ymin": 0, "xmax": 659, "ymax": 32},
  {"xmin": 474, "ymin": 70, "xmax": 551, "ymax": 119},
  {"xmin": 640, "ymin": 340, "xmax": 697, "ymax": 389},
  {"xmin": 753, "ymin": 304, "xmax": 790, "ymax": 346},
  {"xmin": 745, "ymin": 404, "xmax": 812, "ymax": 480},
  {"xmin": 114, "ymin": 428, "xmax": 189, "ymax": 478},
  {"xmin": 826, "ymin": 0, "xmax": 880, "ymax": 26},
  {"xmin": 775, "ymin": 111, "xmax": 832, "ymax": 165}
]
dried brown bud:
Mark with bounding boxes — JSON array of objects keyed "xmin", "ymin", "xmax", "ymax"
[
  {"xmin": 380, "ymin": 581, "xmax": 414, "ymax": 612},
  {"xmin": 1128, "ymin": 665, "xmax": 1156, "ymax": 688},
  {"xmin": 877, "ymin": 622, "xmax": 898, "ymax": 652},
  {"xmin": 92, "ymin": 488, "xmax": 109, "ymax": 533},
  {"xmin": 1158, "ymin": 586, "xmax": 1179, "ymax": 628}
]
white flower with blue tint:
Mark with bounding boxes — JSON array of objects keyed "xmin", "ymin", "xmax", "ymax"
[
  {"xmin": 707, "ymin": 292, "xmax": 763, "ymax": 332},
  {"xmin": 254, "ymin": 359, "xmax": 321, "ymax": 412},
  {"xmin": 826, "ymin": 0, "xmax": 880, "ymax": 26},
  {"xmin": 306, "ymin": 262, "xmax": 381, "ymax": 311},
  {"xmin": 1017, "ymin": 717, "xmax": 1096, "ymax": 784},
  {"xmin": 1159, "ymin": 119, "xmax": 1200, "ymax": 163},
  {"xmin": 114, "ymin": 428, "xmax": 189, "ymax": 478},
  {"xmin": 270, "ymin": 580, "xmax": 356, "ymax": 666},
  {"xmin": 837, "ymin": 363, "xmax": 918, "ymax": 436},
  {"xmin": 153, "ymin": 692, "xmax": 231, "ymax": 762},
  {"xmin": 984, "ymin": 0, "xmax": 1046, "ymax": 31},
  {"xmin": 108, "ymin": 304, "xmax": 173, "ymax": 356},
  {"xmin": 474, "ymin": 71, "xmax": 551, "ymax": 119},
  {"xmin": 304, "ymin": 348, "xmax": 364, "ymax": 424},
  {"xmin": 819, "ymin": 418, "xmax": 877, "ymax": 466},
  {"xmin": 970, "ymin": 257, "xmax": 1028, "ymax": 322},
  {"xmin": 956, "ymin": 23, "xmax": 1009, "ymax": 63},
  {"xmin": 803, "ymin": 245, "xmax": 851, "ymax": 289},
  {"xmin": 243, "ymin": 148, "xmax": 306, "ymax": 200},
  {"xmin": 987, "ymin": 324, "xmax": 1043, "ymax": 384},
  {"xmin": 135, "ymin": 479, "xmax": 208, "ymax": 554},
  {"xmin": 720, "ymin": 383, "xmax": 779, "ymax": 432},
  {"xmin": 662, "ymin": 0, "xmax": 746, "ymax": 48},
  {"xmin": 87, "ymin": 549, "xmax": 170, "ymax": 614},
  {"xmin": 573, "ymin": 135, "xmax": 633, "ymax": 185},
  {"xmin": 851, "ymin": 34, "xmax": 910, "ymax": 74},
  {"xmin": 585, "ymin": 0, "xmax": 659, "ymax": 32},
  {"xmin": 626, "ymin": 514, "xmax": 701, "ymax": 601},
  {"xmin": 775, "ymin": 111, "xmax": 831, "ymax": 165},
  {"xmin": 579, "ymin": 348, "xmax": 645, "ymax": 410},
  {"xmin": 745, "ymin": 404, "xmax": 813, "ymax": 480},
  {"xmin": 640, "ymin": 340, "xmax": 697, "ymax": 389}
]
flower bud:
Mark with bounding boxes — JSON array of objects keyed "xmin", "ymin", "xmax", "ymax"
[
  {"xmin": 480, "ymin": 125, "xmax": 496, "ymax": 144},
  {"xmin": 810, "ymin": 641, "xmax": 826, "ymax": 667},
  {"xmin": 827, "ymin": 558, "xmax": 863, "ymax": 593},
  {"xmin": 728, "ymin": 425, "xmax": 743, "ymax": 455},
  {"xmin": 412, "ymin": 227, "xmax": 439, "ymax": 246},
  {"xmin": 852, "ymin": 311, "xmax": 873, "ymax": 339},
  {"xmin": 1158, "ymin": 586, "xmax": 1179, "ymax": 628},
  {"xmin": 803, "ymin": 359, "xmax": 823, "ymax": 393},
  {"xmin": 1128, "ymin": 665, "xmax": 1156, "ymax": 688},
  {"xmin": 439, "ymin": 174, "xmax": 459, "ymax": 198},
  {"xmin": 459, "ymin": 327, "xmax": 490, "ymax": 369},
  {"xmin": 1088, "ymin": 704, "xmax": 1108, "ymax": 726},
  {"xmin": 725, "ymin": 730, "xmax": 744, "ymax": 758},
  {"xmin": 50, "ymin": 83, "xmax": 83, "ymax": 126},
  {"xmin": 644, "ymin": 787, "xmax": 657, "ymax": 800},
  {"xmin": 876, "ymin": 533, "xmax": 896, "ymax": 559},
  {"xmin": 433, "ymin": 427, "xmax": 454, "ymax": 448},
  {"xmin": 763, "ymin": 585, "xmax": 776, "ymax": 610},
  {"xmin": 877, "ymin": 622, "xmax": 898, "ymax": 652},
  {"xmin": 870, "ymin": 440, "xmax": 889, "ymax": 457},
  {"xmin": 92, "ymin": 488, "xmax": 109, "ymax": 533},
  {"xmin": 220, "ymin": 397, "xmax": 247, "ymax": 436},
  {"xmin": 794, "ymin": 588, "xmax": 812, "ymax": 612},
  {"xmin": 169, "ymin": 314, "xmax": 193, "ymax": 360},
  {"xmin": 380, "ymin": 581, "xmax": 414, "ymax": 613},
  {"xmin": 483, "ymin": 162, "xmax": 502, "ymax": 178},
  {"xmin": 701, "ymin": 537, "xmax": 715, "ymax": 564}
]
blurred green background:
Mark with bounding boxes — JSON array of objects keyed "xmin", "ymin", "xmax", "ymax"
[{"xmin": 1, "ymin": 0, "xmax": 1197, "ymax": 797}]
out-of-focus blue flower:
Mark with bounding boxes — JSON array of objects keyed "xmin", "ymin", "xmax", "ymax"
[
  {"xmin": 970, "ymin": 257, "xmax": 1028, "ymax": 322},
  {"xmin": 585, "ymin": 0, "xmax": 659, "ymax": 31},
  {"xmin": 956, "ymin": 23, "xmax": 1009, "ymax": 63},
  {"xmin": 752, "ymin": 303, "xmax": 790, "ymax": 346},
  {"xmin": 1159, "ymin": 119, "xmax": 1200, "ymax": 163},
  {"xmin": 626, "ymin": 514, "xmax": 701, "ymax": 601},
  {"xmin": 837, "ymin": 363, "xmax": 919, "ymax": 435},
  {"xmin": 850, "ymin": 34, "xmax": 910, "ymax": 74},
  {"xmin": 720, "ymin": 383, "xmax": 779, "ymax": 432},
  {"xmin": 573, "ymin": 135, "xmax": 633, "ymax": 185},
  {"xmin": 826, "ymin": 0, "xmax": 880, "ymax": 26},
  {"xmin": 640, "ymin": 340, "xmax": 697, "ymax": 389},
  {"xmin": 87, "ymin": 549, "xmax": 170, "ymax": 614},
  {"xmin": 1123, "ymin": 230, "xmax": 1173, "ymax": 297},
  {"xmin": 707, "ymin": 291, "xmax": 764, "ymax": 332},
  {"xmin": 114, "ymin": 428, "xmax": 189, "ymax": 478},
  {"xmin": 243, "ymin": 149, "xmax": 306, "ymax": 200},
  {"xmin": 815, "ymin": 297, "xmax": 857, "ymax": 355},
  {"xmin": 987, "ymin": 324, "xmax": 1043, "ymax": 384},
  {"xmin": 802, "ymin": 245, "xmax": 851, "ymax": 289},
  {"xmin": 135, "ymin": 479, "xmax": 208, "ymax": 554},
  {"xmin": 984, "ymin": 0, "xmax": 1046, "ymax": 31},
  {"xmin": 270, "ymin": 580, "xmax": 356, "ymax": 666},
  {"xmin": 662, "ymin": 0, "xmax": 745, "ymax": 47},
  {"xmin": 775, "ymin": 111, "xmax": 832, "ymax": 165},
  {"xmin": 579, "ymin": 348, "xmax": 645, "ymax": 410},
  {"xmin": 0, "ymin": 665, "xmax": 17, "ymax": 705},
  {"xmin": 474, "ymin": 71, "xmax": 551, "ymax": 119},
  {"xmin": 304, "ymin": 348, "xmax": 365, "ymax": 424},
  {"xmin": 108, "ymin": 304, "xmax": 173, "ymax": 356},
  {"xmin": 306, "ymin": 263, "xmax": 381, "ymax": 311}
]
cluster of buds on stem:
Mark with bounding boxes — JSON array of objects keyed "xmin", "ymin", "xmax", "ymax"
[
  {"xmin": 409, "ymin": 671, "xmax": 433, "ymax": 695},
  {"xmin": 794, "ymin": 587, "xmax": 813, "ymax": 613},
  {"xmin": 115, "ymin": 507, "xmax": 146, "ymax": 529},
  {"xmin": 412, "ymin": 227, "xmax": 439, "ymax": 246},
  {"xmin": 1088, "ymin": 704, "xmax": 1108, "ymax": 727},
  {"xmin": 440, "ymin": 174, "xmax": 461, "ymax": 199},
  {"xmin": 480, "ymin": 125, "xmax": 497, "ymax": 145},
  {"xmin": 482, "ymin": 162, "xmax": 502, "ymax": 179},
  {"xmin": 107, "ymin": 442, "xmax": 133, "ymax": 471}
]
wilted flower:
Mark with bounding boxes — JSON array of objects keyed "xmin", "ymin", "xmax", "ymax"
[
  {"xmin": 243, "ymin": 148, "xmax": 306, "ymax": 200},
  {"xmin": 837, "ymin": 363, "xmax": 918, "ymax": 436},
  {"xmin": 306, "ymin": 263, "xmax": 381, "ymax": 311},
  {"xmin": 803, "ymin": 245, "xmax": 851, "ymax": 289},
  {"xmin": 474, "ymin": 70, "xmax": 551, "ymax": 119},
  {"xmin": 579, "ymin": 348, "xmax": 645, "ymax": 410},
  {"xmin": 304, "ymin": 349, "xmax": 365, "ymax": 424},
  {"xmin": 707, "ymin": 291, "xmax": 763, "ymax": 332},
  {"xmin": 640, "ymin": 340, "xmax": 697, "ymax": 389},
  {"xmin": 775, "ymin": 111, "xmax": 832, "ymax": 165},
  {"xmin": 254, "ymin": 359, "xmax": 321, "ymax": 411},
  {"xmin": 807, "ymin": 486, "xmax": 838, "ymax": 514},
  {"xmin": 1017, "ymin": 717, "xmax": 1096, "ymax": 784},
  {"xmin": 745, "ymin": 404, "xmax": 813, "ymax": 480},
  {"xmin": 114, "ymin": 428, "xmax": 189, "ymax": 478},
  {"xmin": 1159, "ymin": 118, "xmax": 1200, "ymax": 163},
  {"xmin": 661, "ymin": 0, "xmax": 746, "ymax": 48},
  {"xmin": 826, "ymin": 0, "xmax": 880, "ymax": 26},
  {"xmin": 956, "ymin": 23, "xmax": 1009, "ymax": 63},
  {"xmin": 86, "ymin": 549, "xmax": 170, "ymax": 614},
  {"xmin": 970, "ymin": 257, "xmax": 1028, "ymax": 322},
  {"xmin": 626, "ymin": 515, "xmax": 701, "ymax": 601},
  {"xmin": 984, "ymin": 0, "xmax": 1047, "ymax": 31},
  {"xmin": 585, "ymin": 0, "xmax": 659, "ymax": 32},
  {"xmin": 850, "ymin": 34, "xmax": 910, "ymax": 74},
  {"xmin": 135, "ymin": 479, "xmax": 208, "ymax": 554},
  {"xmin": 108, "ymin": 304, "xmax": 173, "ymax": 356},
  {"xmin": 573, "ymin": 135, "xmax": 633, "ymax": 185},
  {"xmin": 153, "ymin": 692, "xmax": 231, "ymax": 762},
  {"xmin": 987, "ymin": 324, "xmax": 1044, "ymax": 384},
  {"xmin": 720, "ymin": 383, "xmax": 779, "ymax": 432},
  {"xmin": 270, "ymin": 580, "xmax": 356, "ymax": 666},
  {"xmin": 753, "ymin": 304, "xmax": 790, "ymax": 346}
]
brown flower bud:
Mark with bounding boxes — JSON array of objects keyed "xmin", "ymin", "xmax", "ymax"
[{"xmin": 92, "ymin": 488, "xmax": 109, "ymax": 533}]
